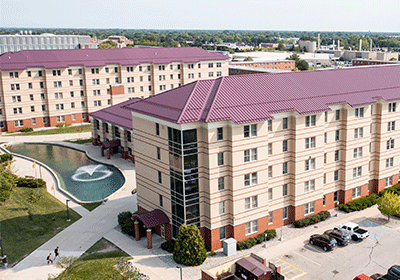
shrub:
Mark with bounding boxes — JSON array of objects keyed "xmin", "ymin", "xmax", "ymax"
[
  {"xmin": 117, "ymin": 211, "xmax": 135, "ymax": 236},
  {"xmin": 256, "ymin": 233, "xmax": 265, "ymax": 244},
  {"xmin": 210, "ymin": 250, "xmax": 216, "ymax": 256},
  {"xmin": 173, "ymin": 224, "xmax": 207, "ymax": 266},
  {"xmin": 161, "ymin": 239, "xmax": 176, "ymax": 253},
  {"xmin": 0, "ymin": 154, "xmax": 13, "ymax": 163},
  {"xmin": 339, "ymin": 193, "xmax": 380, "ymax": 213},
  {"xmin": 265, "ymin": 229, "xmax": 277, "ymax": 240},
  {"xmin": 237, "ymin": 241, "xmax": 245, "ymax": 250},
  {"xmin": 243, "ymin": 239, "xmax": 253, "ymax": 249},
  {"xmin": 19, "ymin": 127, "xmax": 33, "ymax": 132},
  {"xmin": 56, "ymin": 124, "xmax": 71, "ymax": 128},
  {"xmin": 16, "ymin": 177, "xmax": 46, "ymax": 188},
  {"xmin": 294, "ymin": 211, "xmax": 330, "ymax": 228}
]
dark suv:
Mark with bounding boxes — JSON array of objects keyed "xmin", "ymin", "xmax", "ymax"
[
  {"xmin": 309, "ymin": 234, "xmax": 337, "ymax": 251},
  {"xmin": 324, "ymin": 229, "xmax": 350, "ymax": 246},
  {"xmin": 387, "ymin": 265, "xmax": 400, "ymax": 278}
]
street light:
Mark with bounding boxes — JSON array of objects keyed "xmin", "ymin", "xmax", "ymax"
[
  {"xmin": 264, "ymin": 233, "xmax": 268, "ymax": 248},
  {"xmin": 66, "ymin": 199, "xmax": 71, "ymax": 221},
  {"xmin": 176, "ymin": 266, "xmax": 183, "ymax": 280}
]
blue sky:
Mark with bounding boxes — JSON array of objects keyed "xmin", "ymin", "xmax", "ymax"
[{"xmin": 1, "ymin": 0, "xmax": 399, "ymax": 32}]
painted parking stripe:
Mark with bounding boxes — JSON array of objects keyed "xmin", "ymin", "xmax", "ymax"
[
  {"xmin": 292, "ymin": 272, "xmax": 307, "ymax": 280},
  {"xmin": 360, "ymin": 221, "xmax": 393, "ymax": 232},
  {"xmin": 337, "ymin": 247, "xmax": 347, "ymax": 252},
  {"xmin": 350, "ymin": 241, "xmax": 362, "ymax": 247},
  {"xmin": 293, "ymin": 251, "xmax": 321, "ymax": 266},
  {"xmin": 305, "ymin": 245, "xmax": 334, "ymax": 259},
  {"xmin": 277, "ymin": 257, "xmax": 306, "ymax": 277}
]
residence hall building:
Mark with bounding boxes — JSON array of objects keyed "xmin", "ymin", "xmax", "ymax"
[
  {"xmin": 90, "ymin": 64, "xmax": 400, "ymax": 250},
  {"xmin": 0, "ymin": 47, "xmax": 228, "ymax": 132}
]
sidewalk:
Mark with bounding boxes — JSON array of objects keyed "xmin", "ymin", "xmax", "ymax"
[{"xmin": 0, "ymin": 131, "xmax": 91, "ymax": 143}]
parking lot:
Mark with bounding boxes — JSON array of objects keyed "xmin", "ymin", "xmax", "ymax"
[{"xmin": 268, "ymin": 216, "xmax": 400, "ymax": 280}]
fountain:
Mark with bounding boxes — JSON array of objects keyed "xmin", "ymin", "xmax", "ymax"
[{"xmin": 71, "ymin": 164, "xmax": 113, "ymax": 182}]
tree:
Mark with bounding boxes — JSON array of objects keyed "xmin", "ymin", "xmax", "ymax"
[
  {"xmin": 286, "ymin": 53, "xmax": 300, "ymax": 63},
  {"xmin": 173, "ymin": 224, "xmax": 207, "ymax": 266},
  {"xmin": 98, "ymin": 40, "xmax": 118, "ymax": 49},
  {"xmin": 377, "ymin": 191, "xmax": 400, "ymax": 221},
  {"xmin": 296, "ymin": 60, "xmax": 309, "ymax": 71},
  {"xmin": 0, "ymin": 163, "xmax": 16, "ymax": 204},
  {"xmin": 389, "ymin": 57, "xmax": 397, "ymax": 61},
  {"xmin": 244, "ymin": 56, "xmax": 253, "ymax": 61}
]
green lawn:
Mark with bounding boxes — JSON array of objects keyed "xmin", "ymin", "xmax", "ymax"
[
  {"xmin": 56, "ymin": 238, "xmax": 132, "ymax": 280},
  {"xmin": 80, "ymin": 201, "xmax": 103, "ymax": 212},
  {"xmin": 6, "ymin": 124, "xmax": 91, "ymax": 136},
  {"xmin": 64, "ymin": 138, "xmax": 92, "ymax": 144},
  {"xmin": 0, "ymin": 186, "xmax": 81, "ymax": 266}
]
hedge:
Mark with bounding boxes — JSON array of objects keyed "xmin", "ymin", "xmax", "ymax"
[
  {"xmin": 19, "ymin": 127, "xmax": 33, "ymax": 132},
  {"xmin": 237, "ymin": 229, "xmax": 276, "ymax": 251},
  {"xmin": 161, "ymin": 239, "xmax": 176, "ymax": 253},
  {"xmin": 117, "ymin": 211, "xmax": 135, "ymax": 236},
  {"xmin": 0, "ymin": 154, "xmax": 13, "ymax": 163},
  {"xmin": 294, "ymin": 211, "xmax": 330, "ymax": 228},
  {"xmin": 16, "ymin": 177, "xmax": 46, "ymax": 188}
]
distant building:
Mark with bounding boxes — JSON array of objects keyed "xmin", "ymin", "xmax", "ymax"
[
  {"xmin": 0, "ymin": 32, "xmax": 96, "ymax": 54},
  {"xmin": 229, "ymin": 65, "xmax": 289, "ymax": 75},
  {"xmin": 335, "ymin": 50, "xmax": 399, "ymax": 61},
  {"xmin": 259, "ymin": 43, "xmax": 279, "ymax": 49},
  {"xmin": 352, "ymin": 59, "xmax": 400, "ymax": 66},
  {"xmin": 233, "ymin": 52, "xmax": 331, "ymax": 66},
  {"xmin": 230, "ymin": 60, "xmax": 295, "ymax": 72},
  {"xmin": 298, "ymin": 40, "xmax": 317, "ymax": 53},
  {"xmin": 99, "ymin": 36, "xmax": 134, "ymax": 48}
]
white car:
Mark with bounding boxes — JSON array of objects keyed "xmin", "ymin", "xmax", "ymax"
[{"xmin": 334, "ymin": 222, "xmax": 369, "ymax": 241}]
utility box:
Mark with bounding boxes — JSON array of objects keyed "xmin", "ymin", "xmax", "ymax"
[{"xmin": 223, "ymin": 238, "xmax": 237, "ymax": 256}]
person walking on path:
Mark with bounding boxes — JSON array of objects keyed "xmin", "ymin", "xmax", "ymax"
[
  {"xmin": 47, "ymin": 253, "xmax": 53, "ymax": 265},
  {"xmin": 2, "ymin": 256, "xmax": 8, "ymax": 269},
  {"xmin": 54, "ymin": 246, "xmax": 60, "ymax": 260}
]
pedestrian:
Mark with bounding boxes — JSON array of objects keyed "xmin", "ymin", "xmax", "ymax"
[
  {"xmin": 54, "ymin": 246, "xmax": 60, "ymax": 260},
  {"xmin": 47, "ymin": 253, "xmax": 53, "ymax": 265},
  {"xmin": 2, "ymin": 256, "xmax": 8, "ymax": 269}
]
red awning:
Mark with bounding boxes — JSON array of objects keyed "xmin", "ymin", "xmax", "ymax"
[
  {"xmin": 101, "ymin": 139, "xmax": 120, "ymax": 149},
  {"xmin": 132, "ymin": 209, "xmax": 170, "ymax": 229}
]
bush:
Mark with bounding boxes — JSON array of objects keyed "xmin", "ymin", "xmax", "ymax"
[
  {"xmin": 380, "ymin": 184, "xmax": 400, "ymax": 196},
  {"xmin": 256, "ymin": 233, "xmax": 265, "ymax": 244},
  {"xmin": 237, "ymin": 241, "xmax": 245, "ymax": 250},
  {"xmin": 19, "ymin": 127, "xmax": 33, "ymax": 132},
  {"xmin": 339, "ymin": 193, "xmax": 380, "ymax": 213},
  {"xmin": 173, "ymin": 224, "xmax": 207, "ymax": 266},
  {"xmin": 117, "ymin": 211, "xmax": 135, "ymax": 236},
  {"xmin": 265, "ymin": 229, "xmax": 277, "ymax": 240},
  {"xmin": 161, "ymin": 240, "xmax": 176, "ymax": 253},
  {"xmin": 16, "ymin": 177, "xmax": 46, "ymax": 188},
  {"xmin": 210, "ymin": 250, "xmax": 216, "ymax": 256},
  {"xmin": 0, "ymin": 154, "xmax": 13, "ymax": 163},
  {"xmin": 294, "ymin": 211, "xmax": 331, "ymax": 228},
  {"xmin": 56, "ymin": 124, "xmax": 71, "ymax": 128}
]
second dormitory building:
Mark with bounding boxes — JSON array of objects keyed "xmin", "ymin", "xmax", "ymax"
[
  {"xmin": 90, "ymin": 64, "xmax": 400, "ymax": 250},
  {"xmin": 0, "ymin": 47, "xmax": 229, "ymax": 131}
]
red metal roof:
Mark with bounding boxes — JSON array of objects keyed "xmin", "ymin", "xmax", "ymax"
[
  {"xmin": 127, "ymin": 65, "xmax": 400, "ymax": 124},
  {"xmin": 0, "ymin": 47, "xmax": 229, "ymax": 71},
  {"xmin": 236, "ymin": 256, "xmax": 272, "ymax": 277},
  {"xmin": 132, "ymin": 209, "xmax": 170, "ymax": 229}
]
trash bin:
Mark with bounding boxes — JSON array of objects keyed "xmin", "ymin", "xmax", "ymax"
[{"xmin": 223, "ymin": 238, "xmax": 237, "ymax": 256}]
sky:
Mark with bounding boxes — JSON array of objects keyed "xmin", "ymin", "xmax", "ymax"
[{"xmin": 0, "ymin": 0, "xmax": 399, "ymax": 33}]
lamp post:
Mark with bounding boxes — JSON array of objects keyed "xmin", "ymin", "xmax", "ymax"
[
  {"xmin": 176, "ymin": 266, "xmax": 183, "ymax": 280},
  {"xmin": 264, "ymin": 233, "xmax": 268, "ymax": 248},
  {"xmin": 66, "ymin": 199, "xmax": 71, "ymax": 221}
]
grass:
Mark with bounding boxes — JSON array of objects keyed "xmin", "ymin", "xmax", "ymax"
[
  {"xmin": 55, "ymin": 238, "xmax": 132, "ymax": 280},
  {"xmin": 64, "ymin": 138, "xmax": 92, "ymax": 144},
  {"xmin": 0, "ymin": 185, "xmax": 81, "ymax": 266},
  {"xmin": 80, "ymin": 201, "xmax": 103, "ymax": 212},
  {"xmin": 6, "ymin": 124, "xmax": 91, "ymax": 136}
]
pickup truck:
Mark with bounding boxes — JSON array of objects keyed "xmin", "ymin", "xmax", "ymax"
[{"xmin": 334, "ymin": 222, "xmax": 369, "ymax": 241}]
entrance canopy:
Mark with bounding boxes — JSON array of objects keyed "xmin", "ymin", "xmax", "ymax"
[
  {"xmin": 132, "ymin": 209, "xmax": 170, "ymax": 229},
  {"xmin": 101, "ymin": 139, "xmax": 120, "ymax": 149}
]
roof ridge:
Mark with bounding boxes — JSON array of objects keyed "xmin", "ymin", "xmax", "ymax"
[
  {"xmin": 202, "ymin": 77, "xmax": 224, "ymax": 123},
  {"xmin": 176, "ymin": 81, "xmax": 201, "ymax": 123}
]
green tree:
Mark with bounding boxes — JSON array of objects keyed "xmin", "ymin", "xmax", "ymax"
[
  {"xmin": 377, "ymin": 191, "xmax": 400, "ymax": 221},
  {"xmin": 98, "ymin": 40, "xmax": 118, "ymax": 49},
  {"xmin": 286, "ymin": 53, "xmax": 300, "ymax": 63},
  {"xmin": 277, "ymin": 43, "xmax": 285, "ymax": 51},
  {"xmin": 173, "ymin": 224, "xmax": 207, "ymax": 266},
  {"xmin": 389, "ymin": 57, "xmax": 397, "ymax": 61},
  {"xmin": 244, "ymin": 56, "xmax": 253, "ymax": 61},
  {"xmin": 296, "ymin": 60, "xmax": 309, "ymax": 71},
  {"xmin": 0, "ymin": 165, "xmax": 16, "ymax": 204}
]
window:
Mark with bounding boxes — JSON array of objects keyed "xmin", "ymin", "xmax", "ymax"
[
  {"xmin": 30, "ymin": 106, "xmax": 34, "ymax": 112},
  {"xmin": 386, "ymin": 157, "xmax": 394, "ymax": 168},
  {"xmin": 268, "ymin": 212, "xmax": 273, "ymax": 224},
  {"xmin": 324, "ymin": 153, "xmax": 327, "ymax": 164},
  {"xmin": 283, "ymin": 207, "xmax": 288, "ymax": 220},
  {"xmin": 282, "ymin": 162, "xmax": 288, "ymax": 174},
  {"xmin": 324, "ymin": 111, "xmax": 328, "ymax": 122},
  {"xmin": 126, "ymin": 131, "xmax": 131, "ymax": 142},
  {"xmin": 12, "ymin": 96, "xmax": 21, "ymax": 102},
  {"xmin": 244, "ymin": 148, "xmax": 257, "ymax": 162},
  {"xmin": 305, "ymin": 115, "xmax": 316, "ymax": 127},
  {"xmin": 323, "ymin": 195, "xmax": 326, "ymax": 206},
  {"xmin": 353, "ymin": 147, "xmax": 363, "ymax": 158},
  {"xmin": 282, "ymin": 117, "xmax": 288, "ymax": 129},
  {"xmin": 56, "ymin": 116, "xmax": 65, "ymax": 123},
  {"xmin": 335, "ymin": 130, "xmax": 340, "ymax": 141},
  {"xmin": 324, "ymin": 132, "xmax": 327, "ymax": 144},
  {"xmin": 79, "ymin": 80, "xmax": 83, "ymax": 86},
  {"xmin": 389, "ymin": 102, "xmax": 396, "ymax": 112},
  {"xmin": 245, "ymin": 196, "xmax": 258, "ymax": 210},
  {"xmin": 198, "ymin": 63, "xmax": 201, "ymax": 68},
  {"xmin": 354, "ymin": 127, "xmax": 364, "ymax": 139},
  {"xmin": 28, "ymin": 82, "xmax": 32, "ymax": 89},
  {"xmin": 282, "ymin": 184, "xmax": 288, "ymax": 196},
  {"xmin": 10, "ymin": 84, "xmax": 20, "ymax": 90},
  {"xmin": 282, "ymin": 140, "xmax": 288, "ymax": 152},
  {"xmin": 304, "ymin": 202, "xmax": 315, "ymax": 215},
  {"xmin": 157, "ymin": 147, "xmax": 161, "ymax": 160},
  {"xmin": 355, "ymin": 107, "xmax": 364, "ymax": 118},
  {"xmin": 156, "ymin": 123, "xmax": 160, "ymax": 136},
  {"xmin": 72, "ymin": 114, "xmax": 76, "ymax": 120},
  {"xmin": 208, "ymin": 72, "xmax": 214, "ymax": 77},
  {"xmin": 80, "ymin": 91, "xmax": 84, "ymax": 97},
  {"xmin": 245, "ymin": 220, "xmax": 258, "ymax": 235},
  {"xmin": 387, "ymin": 121, "xmax": 395, "ymax": 131},
  {"xmin": 106, "ymin": 78, "xmax": 110, "ymax": 84},
  {"xmin": 71, "ymin": 102, "xmax": 75, "ymax": 108},
  {"xmin": 304, "ymin": 158, "xmax": 315, "ymax": 171},
  {"xmin": 208, "ymin": 63, "xmax": 214, "ymax": 68},
  {"xmin": 219, "ymin": 227, "xmax": 226, "ymax": 240},
  {"xmin": 177, "ymin": 74, "xmax": 181, "ymax": 79},
  {"xmin": 268, "ymin": 166, "xmax": 273, "ymax": 178},
  {"xmin": 157, "ymin": 194, "xmax": 163, "ymax": 207},
  {"xmin": 81, "ymin": 101, "xmax": 85, "ymax": 108},
  {"xmin": 305, "ymin": 137, "xmax": 316, "ymax": 149},
  {"xmin": 353, "ymin": 167, "xmax": 362, "ymax": 178},
  {"xmin": 334, "ymin": 170, "xmax": 339, "ymax": 181},
  {"xmin": 387, "ymin": 139, "xmax": 395, "ymax": 150},
  {"xmin": 334, "ymin": 191, "xmax": 338, "ymax": 202},
  {"xmin": 27, "ymin": 71, "xmax": 32, "ymax": 77},
  {"xmin": 218, "ymin": 177, "xmax": 225, "ymax": 190},
  {"xmin": 13, "ymin": 107, "xmax": 22, "ymax": 114},
  {"xmin": 31, "ymin": 118, "xmax": 36, "ymax": 125},
  {"xmin": 216, "ymin": 62, "xmax": 222, "ymax": 67},
  {"xmin": 352, "ymin": 187, "xmax": 361, "ymax": 199},
  {"xmin": 268, "ymin": 143, "xmax": 272, "ymax": 155},
  {"xmin": 138, "ymin": 66, "xmax": 142, "ymax": 71},
  {"xmin": 39, "ymin": 81, "xmax": 44, "ymax": 89},
  {"xmin": 114, "ymin": 67, "xmax": 118, "ymax": 73},
  {"xmin": 219, "ymin": 201, "xmax": 225, "ymax": 215},
  {"xmin": 158, "ymin": 171, "xmax": 162, "ymax": 184},
  {"xmin": 304, "ymin": 180, "xmax": 315, "ymax": 192},
  {"xmin": 323, "ymin": 173, "xmax": 326, "ymax": 184},
  {"xmin": 217, "ymin": 127, "xmax": 223, "ymax": 140},
  {"xmin": 158, "ymin": 65, "xmax": 165, "ymax": 71},
  {"xmin": 14, "ymin": 120, "xmax": 23, "ymax": 127},
  {"xmin": 105, "ymin": 123, "xmax": 109, "ymax": 133},
  {"xmin": 335, "ymin": 109, "xmax": 340, "ymax": 120},
  {"xmin": 244, "ymin": 124, "xmax": 257, "ymax": 137},
  {"xmin": 38, "ymin": 70, "xmax": 43, "ymax": 77},
  {"xmin": 244, "ymin": 172, "xmax": 257, "ymax": 186},
  {"xmin": 41, "ymin": 105, "xmax": 46, "ymax": 111},
  {"xmin": 334, "ymin": 150, "xmax": 339, "ymax": 162},
  {"xmin": 188, "ymin": 63, "xmax": 194, "ymax": 69},
  {"xmin": 385, "ymin": 177, "xmax": 393, "ymax": 187},
  {"xmin": 268, "ymin": 120, "xmax": 272, "ymax": 131},
  {"xmin": 93, "ymin": 100, "xmax": 101, "ymax": 107},
  {"xmin": 218, "ymin": 152, "xmax": 224, "ymax": 166},
  {"xmin": 216, "ymin": 71, "xmax": 222, "ymax": 77}
]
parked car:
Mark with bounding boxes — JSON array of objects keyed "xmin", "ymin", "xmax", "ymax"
[
  {"xmin": 309, "ymin": 234, "xmax": 337, "ymax": 251},
  {"xmin": 387, "ymin": 265, "xmax": 400, "ymax": 278},
  {"xmin": 324, "ymin": 229, "xmax": 350, "ymax": 246},
  {"xmin": 376, "ymin": 274, "xmax": 398, "ymax": 280},
  {"xmin": 334, "ymin": 222, "xmax": 369, "ymax": 241},
  {"xmin": 370, "ymin": 273, "xmax": 383, "ymax": 280},
  {"xmin": 353, "ymin": 274, "xmax": 373, "ymax": 280}
]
